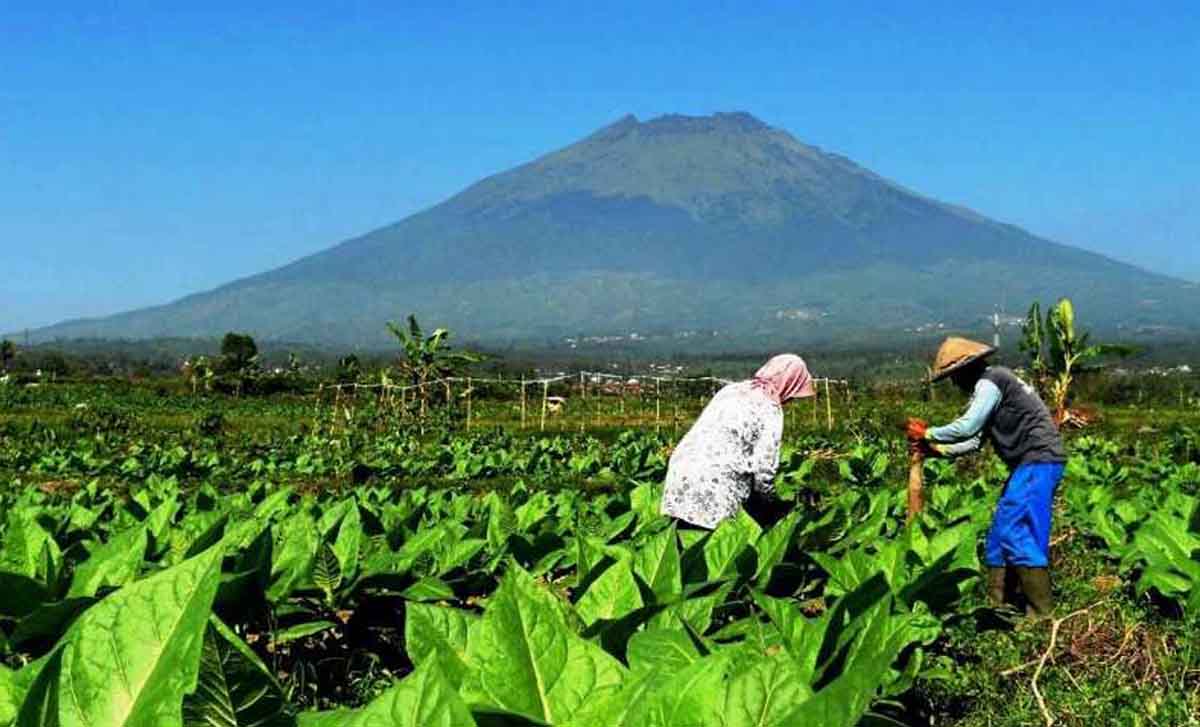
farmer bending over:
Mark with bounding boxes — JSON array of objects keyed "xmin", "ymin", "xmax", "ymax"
[
  {"xmin": 661, "ymin": 354, "xmax": 816, "ymax": 530},
  {"xmin": 909, "ymin": 337, "xmax": 1065, "ymax": 617}
]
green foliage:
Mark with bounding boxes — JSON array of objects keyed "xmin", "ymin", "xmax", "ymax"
[
  {"xmin": 386, "ymin": 316, "xmax": 483, "ymax": 418},
  {"xmin": 0, "ymin": 341, "xmax": 15, "ymax": 373},
  {"xmin": 23, "ymin": 547, "xmax": 223, "ymax": 726},
  {"xmin": 219, "ymin": 334, "xmax": 259, "ymax": 374},
  {"xmin": 1, "ymin": 383, "xmax": 1199, "ymax": 724},
  {"xmin": 182, "ymin": 618, "xmax": 291, "ymax": 727},
  {"xmin": 335, "ymin": 355, "xmax": 360, "ymax": 384},
  {"xmin": 1019, "ymin": 301, "xmax": 1046, "ymax": 380},
  {"xmin": 1020, "ymin": 297, "xmax": 1136, "ymax": 419}
]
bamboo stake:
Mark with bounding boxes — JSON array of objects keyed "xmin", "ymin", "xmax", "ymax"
[
  {"xmin": 466, "ymin": 377, "xmax": 472, "ymax": 429},
  {"xmin": 540, "ymin": 381, "xmax": 549, "ymax": 432},
  {"xmin": 672, "ymin": 380, "xmax": 679, "ymax": 435},
  {"xmin": 825, "ymin": 378, "xmax": 833, "ymax": 430},
  {"xmin": 520, "ymin": 377, "xmax": 527, "ymax": 429},
  {"xmin": 907, "ymin": 449, "xmax": 925, "ymax": 521},
  {"xmin": 655, "ymin": 379, "xmax": 661, "ymax": 432}
]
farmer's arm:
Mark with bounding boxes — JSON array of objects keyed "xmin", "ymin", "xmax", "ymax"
[
  {"xmin": 930, "ymin": 434, "xmax": 983, "ymax": 458},
  {"xmin": 928, "ymin": 379, "xmax": 1001, "ymax": 443}
]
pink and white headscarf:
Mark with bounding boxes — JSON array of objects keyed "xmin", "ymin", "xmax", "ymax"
[{"xmin": 752, "ymin": 354, "xmax": 816, "ymax": 405}]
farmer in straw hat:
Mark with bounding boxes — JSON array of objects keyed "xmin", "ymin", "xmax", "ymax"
[
  {"xmin": 908, "ymin": 337, "xmax": 1066, "ymax": 617},
  {"xmin": 662, "ymin": 354, "xmax": 816, "ymax": 530}
]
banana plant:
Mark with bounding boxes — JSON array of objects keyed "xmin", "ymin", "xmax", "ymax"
[
  {"xmin": 386, "ymin": 316, "xmax": 483, "ymax": 417},
  {"xmin": 1019, "ymin": 301, "xmax": 1048, "ymax": 386},
  {"xmin": 183, "ymin": 356, "xmax": 216, "ymax": 395},
  {"xmin": 1021, "ymin": 297, "xmax": 1135, "ymax": 425}
]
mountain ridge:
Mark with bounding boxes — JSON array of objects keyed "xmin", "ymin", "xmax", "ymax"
[{"xmin": 23, "ymin": 111, "xmax": 1200, "ymax": 347}]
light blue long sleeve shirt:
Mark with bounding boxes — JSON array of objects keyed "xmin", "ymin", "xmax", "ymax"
[{"xmin": 928, "ymin": 378, "xmax": 1002, "ymax": 456}]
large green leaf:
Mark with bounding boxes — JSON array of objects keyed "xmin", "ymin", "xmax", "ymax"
[
  {"xmin": 640, "ymin": 654, "xmax": 730, "ymax": 727},
  {"xmin": 67, "ymin": 526, "xmax": 148, "ymax": 599},
  {"xmin": 435, "ymin": 537, "xmax": 486, "ymax": 574},
  {"xmin": 14, "ymin": 649, "xmax": 63, "ymax": 727},
  {"xmin": 632, "ymin": 526, "xmax": 682, "ymax": 603},
  {"xmin": 182, "ymin": 617, "xmax": 291, "ymax": 727},
  {"xmin": 723, "ymin": 653, "xmax": 812, "ymax": 727},
  {"xmin": 297, "ymin": 660, "xmax": 474, "ymax": 727},
  {"xmin": 464, "ymin": 566, "xmax": 625, "ymax": 724},
  {"xmin": 563, "ymin": 669, "xmax": 659, "ymax": 727},
  {"xmin": 331, "ymin": 504, "xmax": 362, "ymax": 585},
  {"xmin": 752, "ymin": 592, "xmax": 829, "ymax": 683},
  {"xmin": 143, "ymin": 497, "xmax": 179, "ymax": 556},
  {"xmin": 652, "ymin": 582, "xmax": 732, "ymax": 635},
  {"xmin": 268, "ymin": 514, "xmax": 318, "ymax": 601},
  {"xmin": 51, "ymin": 546, "xmax": 224, "ymax": 727},
  {"xmin": 399, "ymin": 576, "xmax": 455, "ymax": 603},
  {"xmin": 752, "ymin": 511, "xmax": 800, "ymax": 588},
  {"xmin": 565, "ymin": 654, "xmax": 728, "ymax": 727},
  {"xmin": 576, "ymin": 560, "xmax": 643, "ymax": 626},
  {"xmin": 404, "ymin": 603, "xmax": 476, "ymax": 686},
  {"xmin": 1, "ymin": 666, "xmax": 18, "ymax": 726},
  {"xmin": 0, "ymin": 511, "xmax": 60, "ymax": 586},
  {"xmin": 702, "ymin": 511, "xmax": 760, "ymax": 582},
  {"xmin": 625, "ymin": 629, "xmax": 699, "ymax": 675},
  {"xmin": 779, "ymin": 594, "xmax": 918, "ymax": 727}
]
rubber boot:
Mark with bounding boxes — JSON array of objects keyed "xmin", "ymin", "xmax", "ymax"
[
  {"xmin": 1016, "ymin": 567, "xmax": 1053, "ymax": 618},
  {"xmin": 987, "ymin": 567, "xmax": 1007, "ymax": 607}
]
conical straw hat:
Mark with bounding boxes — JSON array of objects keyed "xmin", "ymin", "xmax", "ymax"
[{"xmin": 931, "ymin": 337, "xmax": 996, "ymax": 382}]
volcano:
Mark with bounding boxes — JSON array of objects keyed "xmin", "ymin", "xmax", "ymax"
[{"xmin": 30, "ymin": 112, "xmax": 1200, "ymax": 347}]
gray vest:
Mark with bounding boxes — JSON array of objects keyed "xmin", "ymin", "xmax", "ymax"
[{"xmin": 981, "ymin": 367, "xmax": 1066, "ymax": 469}]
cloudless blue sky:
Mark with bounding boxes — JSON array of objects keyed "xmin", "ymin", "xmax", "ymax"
[{"xmin": 3, "ymin": 1, "xmax": 1198, "ymax": 331}]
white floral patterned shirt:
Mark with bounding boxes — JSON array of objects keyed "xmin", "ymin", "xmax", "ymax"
[{"xmin": 660, "ymin": 381, "xmax": 784, "ymax": 529}]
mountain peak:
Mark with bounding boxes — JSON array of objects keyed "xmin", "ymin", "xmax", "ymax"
[
  {"xmin": 640, "ymin": 111, "xmax": 771, "ymax": 134},
  {"xmin": 586, "ymin": 111, "xmax": 770, "ymax": 143}
]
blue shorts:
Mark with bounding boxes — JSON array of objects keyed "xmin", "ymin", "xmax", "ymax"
[{"xmin": 985, "ymin": 462, "xmax": 1065, "ymax": 568}]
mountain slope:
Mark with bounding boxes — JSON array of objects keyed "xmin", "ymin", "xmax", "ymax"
[{"xmin": 28, "ymin": 112, "xmax": 1200, "ymax": 347}]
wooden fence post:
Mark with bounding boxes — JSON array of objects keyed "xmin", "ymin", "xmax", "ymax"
[
  {"xmin": 655, "ymin": 379, "xmax": 661, "ymax": 432},
  {"xmin": 540, "ymin": 380, "xmax": 549, "ymax": 432},
  {"xmin": 672, "ymin": 380, "xmax": 679, "ymax": 435},
  {"xmin": 825, "ymin": 378, "xmax": 834, "ymax": 431}
]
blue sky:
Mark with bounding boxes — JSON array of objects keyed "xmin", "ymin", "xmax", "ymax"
[{"xmin": 2, "ymin": 1, "xmax": 1197, "ymax": 331}]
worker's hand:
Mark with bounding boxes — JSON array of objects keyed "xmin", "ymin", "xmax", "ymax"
[
  {"xmin": 905, "ymin": 417, "xmax": 930, "ymax": 441},
  {"xmin": 910, "ymin": 439, "xmax": 943, "ymax": 459}
]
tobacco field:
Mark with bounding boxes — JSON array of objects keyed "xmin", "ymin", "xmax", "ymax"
[{"xmin": 1, "ymin": 383, "xmax": 1199, "ymax": 725}]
